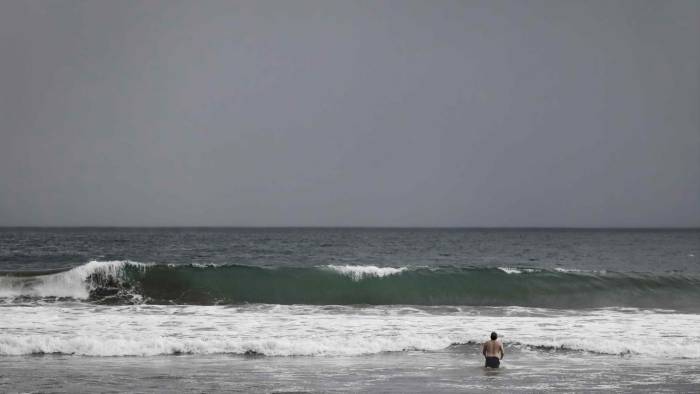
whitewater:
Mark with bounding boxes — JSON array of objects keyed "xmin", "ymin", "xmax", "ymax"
[
  {"xmin": 2, "ymin": 259, "xmax": 700, "ymax": 360},
  {"xmin": 2, "ymin": 303, "xmax": 699, "ymax": 359},
  {"xmin": 2, "ymin": 261, "xmax": 700, "ymax": 360}
]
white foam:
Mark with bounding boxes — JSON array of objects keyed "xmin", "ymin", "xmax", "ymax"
[
  {"xmin": 1, "ymin": 304, "xmax": 698, "ymax": 358},
  {"xmin": 497, "ymin": 267, "xmax": 539, "ymax": 274},
  {"xmin": 0, "ymin": 260, "xmax": 145, "ymax": 300},
  {"xmin": 323, "ymin": 265, "xmax": 407, "ymax": 281},
  {"xmin": 498, "ymin": 267, "xmax": 522, "ymax": 274},
  {"xmin": 553, "ymin": 267, "xmax": 607, "ymax": 274},
  {"xmin": 554, "ymin": 267, "xmax": 583, "ymax": 273}
]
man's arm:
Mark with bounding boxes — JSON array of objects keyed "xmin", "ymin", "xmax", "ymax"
[
  {"xmin": 499, "ymin": 342, "xmax": 504, "ymax": 359},
  {"xmin": 482, "ymin": 343, "xmax": 486, "ymax": 357}
]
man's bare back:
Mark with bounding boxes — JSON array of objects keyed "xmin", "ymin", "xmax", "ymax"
[
  {"xmin": 482, "ymin": 340, "xmax": 503, "ymax": 357},
  {"xmin": 481, "ymin": 332, "xmax": 504, "ymax": 368}
]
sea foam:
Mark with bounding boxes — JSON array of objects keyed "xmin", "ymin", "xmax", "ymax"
[
  {"xmin": 1, "ymin": 304, "xmax": 699, "ymax": 358},
  {"xmin": 323, "ymin": 265, "xmax": 407, "ymax": 281}
]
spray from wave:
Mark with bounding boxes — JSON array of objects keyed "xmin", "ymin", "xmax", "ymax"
[
  {"xmin": 323, "ymin": 265, "xmax": 407, "ymax": 280},
  {"xmin": 0, "ymin": 261, "xmax": 146, "ymax": 301}
]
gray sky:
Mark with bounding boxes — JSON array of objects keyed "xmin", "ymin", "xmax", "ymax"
[{"xmin": 1, "ymin": 0, "xmax": 698, "ymax": 227}]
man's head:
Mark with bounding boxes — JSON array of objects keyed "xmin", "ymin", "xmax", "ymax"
[{"xmin": 491, "ymin": 332, "xmax": 498, "ymax": 340}]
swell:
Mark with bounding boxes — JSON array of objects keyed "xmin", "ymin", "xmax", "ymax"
[{"xmin": 2, "ymin": 261, "xmax": 700, "ymax": 309}]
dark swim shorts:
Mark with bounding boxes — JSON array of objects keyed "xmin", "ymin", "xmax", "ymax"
[{"xmin": 485, "ymin": 356, "xmax": 500, "ymax": 368}]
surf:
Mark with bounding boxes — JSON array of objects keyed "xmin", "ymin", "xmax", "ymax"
[
  {"xmin": 1, "ymin": 304, "xmax": 699, "ymax": 358},
  {"xmin": 2, "ymin": 260, "xmax": 700, "ymax": 310}
]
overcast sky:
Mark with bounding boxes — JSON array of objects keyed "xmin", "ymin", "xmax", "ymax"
[{"xmin": 0, "ymin": 0, "xmax": 698, "ymax": 227}]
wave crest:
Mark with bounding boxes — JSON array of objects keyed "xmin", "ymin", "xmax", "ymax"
[
  {"xmin": 323, "ymin": 265, "xmax": 407, "ymax": 281},
  {"xmin": 0, "ymin": 260, "xmax": 145, "ymax": 300}
]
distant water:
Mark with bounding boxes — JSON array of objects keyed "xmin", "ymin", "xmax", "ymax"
[{"xmin": 1, "ymin": 228, "xmax": 699, "ymax": 392}]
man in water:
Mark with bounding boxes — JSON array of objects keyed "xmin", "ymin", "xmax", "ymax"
[{"xmin": 481, "ymin": 331, "xmax": 504, "ymax": 368}]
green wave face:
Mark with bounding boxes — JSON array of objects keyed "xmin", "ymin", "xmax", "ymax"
[{"xmin": 83, "ymin": 264, "xmax": 700, "ymax": 309}]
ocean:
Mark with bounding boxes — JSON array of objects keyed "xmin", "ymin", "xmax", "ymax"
[{"xmin": 1, "ymin": 228, "xmax": 699, "ymax": 392}]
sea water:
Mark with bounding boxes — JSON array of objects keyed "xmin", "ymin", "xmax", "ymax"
[{"xmin": 1, "ymin": 228, "xmax": 699, "ymax": 392}]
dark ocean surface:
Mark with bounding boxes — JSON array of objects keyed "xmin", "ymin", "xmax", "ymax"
[{"xmin": 2, "ymin": 227, "xmax": 698, "ymax": 272}]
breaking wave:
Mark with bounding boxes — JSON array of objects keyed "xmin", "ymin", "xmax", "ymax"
[{"xmin": 2, "ymin": 261, "xmax": 700, "ymax": 309}]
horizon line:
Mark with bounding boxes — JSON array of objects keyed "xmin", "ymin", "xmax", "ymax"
[{"xmin": 0, "ymin": 225, "xmax": 698, "ymax": 230}]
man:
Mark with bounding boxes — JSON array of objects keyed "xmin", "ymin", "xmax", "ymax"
[{"xmin": 481, "ymin": 331, "xmax": 504, "ymax": 368}]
